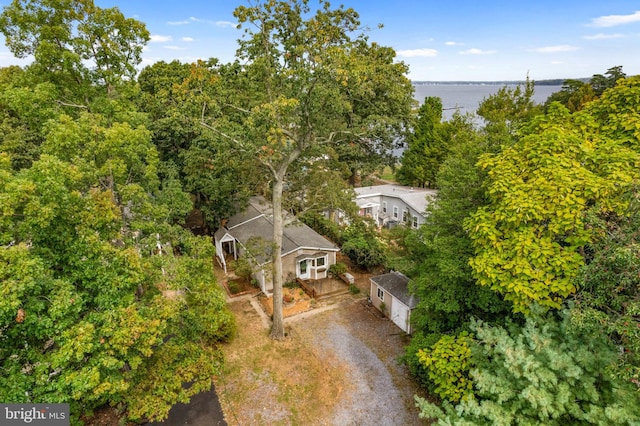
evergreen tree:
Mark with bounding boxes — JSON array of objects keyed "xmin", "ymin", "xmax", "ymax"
[{"xmin": 416, "ymin": 310, "xmax": 640, "ymax": 425}]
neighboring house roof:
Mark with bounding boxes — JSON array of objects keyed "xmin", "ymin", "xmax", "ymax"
[
  {"xmin": 217, "ymin": 196, "xmax": 339, "ymax": 264},
  {"xmin": 370, "ymin": 271, "xmax": 418, "ymax": 309},
  {"xmin": 354, "ymin": 184, "xmax": 436, "ymax": 215}
]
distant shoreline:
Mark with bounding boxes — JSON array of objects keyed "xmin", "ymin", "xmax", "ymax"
[{"xmin": 412, "ymin": 79, "xmax": 585, "ymax": 86}]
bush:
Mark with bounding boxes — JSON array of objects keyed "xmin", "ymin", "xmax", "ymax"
[
  {"xmin": 227, "ymin": 280, "xmax": 240, "ymax": 294},
  {"xmin": 342, "ymin": 235, "xmax": 386, "ymax": 270},
  {"xmin": 329, "ymin": 262, "xmax": 348, "ymax": 278},
  {"xmin": 416, "ymin": 332, "xmax": 473, "ymax": 403},
  {"xmin": 348, "ymin": 284, "xmax": 360, "ymax": 295}
]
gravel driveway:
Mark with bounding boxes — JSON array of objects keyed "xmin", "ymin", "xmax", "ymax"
[{"xmin": 288, "ymin": 298, "xmax": 426, "ymax": 425}]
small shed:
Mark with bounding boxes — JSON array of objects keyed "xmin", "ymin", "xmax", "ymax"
[{"xmin": 369, "ymin": 271, "xmax": 418, "ymax": 334}]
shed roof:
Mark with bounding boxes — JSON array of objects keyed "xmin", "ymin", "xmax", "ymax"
[{"xmin": 370, "ymin": 271, "xmax": 418, "ymax": 309}]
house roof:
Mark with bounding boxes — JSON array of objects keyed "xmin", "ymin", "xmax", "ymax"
[
  {"xmin": 354, "ymin": 184, "xmax": 436, "ymax": 215},
  {"xmin": 370, "ymin": 271, "xmax": 418, "ymax": 309},
  {"xmin": 216, "ymin": 196, "xmax": 338, "ymax": 264}
]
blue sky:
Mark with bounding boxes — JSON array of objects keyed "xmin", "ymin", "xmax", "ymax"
[{"xmin": 1, "ymin": 0, "xmax": 639, "ymax": 81}]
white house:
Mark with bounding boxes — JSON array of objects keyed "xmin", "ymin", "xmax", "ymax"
[
  {"xmin": 353, "ymin": 184, "xmax": 436, "ymax": 228},
  {"xmin": 370, "ymin": 271, "xmax": 418, "ymax": 334}
]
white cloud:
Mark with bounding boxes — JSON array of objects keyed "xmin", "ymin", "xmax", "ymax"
[
  {"xmin": 459, "ymin": 48, "xmax": 496, "ymax": 55},
  {"xmin": 445, "ymin": 41, "xmax": 463, "ymax": 46},
  {"xmin": 583, "ymin": 33, "xmax": 624, "ymax": 40},
  {"xmin": 590, "ymin": 10, "xmax": 640, "ymax": 28},
  {"xmin": 168, "ymin": 20, "xmax": 190, "ymax": 25},
  {"xmin": 528, "ymin": 44, "xmax": 580, "ymax": 53},
  {"xmin": 215, "ymin": 20, "xmax": 237, "ymax": 28},
  {"xmin": 163, "ymin": 45, "xmax": 185, "ymax": 50},
  {"xmin": 150, "ymin": 34, "xmax": 172, "ymax": 43},
  {"xmin": 396, "ymin": 48, "xmax": 438, "ymax": 57},
  {"xmin": 181, "ymin": 37, "xmax": 195, "ymax": 42}
]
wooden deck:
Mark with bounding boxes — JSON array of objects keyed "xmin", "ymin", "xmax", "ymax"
[{"xmin": 297, "ymin": 277, "xmax": 350, "ymax": 300}]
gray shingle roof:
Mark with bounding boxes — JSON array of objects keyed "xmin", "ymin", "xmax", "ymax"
[
  {"xmin": 354, "ymin": 184, "xmax": 436, "ymax": 215},
  {"xmin": 218, "ymin": 197, "xmax": 338, "ymax": 263},
  {"xmin": 370, "ymin": 271, "xmax": 418, "ymax": 309}
]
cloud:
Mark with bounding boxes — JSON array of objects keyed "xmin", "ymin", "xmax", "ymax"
[
  {"xmin": 396, "ymin": 48, "xmax": 438, "ymax": 57},
  {"xmin": 445, "ymin": 41, "xmax": 463, "ymax": 46},
  {"xmin": 215, "ymin": 20, "xmax": 237, "ymax": 28},
  {"xmin": 528, "ymin": 44, "xmax": 580, "ymax": 53},
  {"xmin": 167, "ymin": 20, "xmax": 190, "ymax": 26},
  {"xmin": 163, "ymin": 45, "xmax": 185, "ymax": 50},
  {"xmin": 590, "ymin": 10, "xmax": 640, "ymax": 28},
  {"xmin": 150, "ymin": 34, "xmax": 172, "ymax": 43},
  {"xmin": 181, "ymin": 37, "xmax": 195, "ymax": 42},
  {"xmin": 583, "ymin": 33, "xmax": 624, "ymax": 40},
  {"xmin": 459, "ymin": 48, "xmax": 496, "ymax": 55}
]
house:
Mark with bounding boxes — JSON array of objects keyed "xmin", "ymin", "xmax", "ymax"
[
  {"xmin": 214, "ymin": 196, "xmax": 340, "ymax": 295},
  {"xmin": 370, "ymin": 271, "xmax": 418, "ymax": 334},
  {"xmin": 354, "ymin": 184, "xmax": 436, "ymax": 228}
]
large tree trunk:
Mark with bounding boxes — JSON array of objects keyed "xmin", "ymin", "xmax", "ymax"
[{"xmin": 270, "ymin": 177, "xmax": 285, "ymax": 339}]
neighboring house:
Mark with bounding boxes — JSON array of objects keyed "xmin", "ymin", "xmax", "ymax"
[
  {"xmin": 214, "ymin": 196, "xmax": 339, "ymax": 295},
  {"xmin": 354, "ymin": 184, "xmax": 436, "ymax": 228},
  {"xmin": 370, "ymin": 271, "xmax": 418, "ymax": 334}
]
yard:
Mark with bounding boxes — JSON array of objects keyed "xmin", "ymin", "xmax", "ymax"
[{"xmin": 214, "ymin": 292, "xmax": 428, "ymax": 425}]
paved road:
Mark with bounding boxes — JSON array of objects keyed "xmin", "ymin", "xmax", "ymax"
[{"xmin": 146, "ymin": 386, "xmax": 226, "ymax": 426}]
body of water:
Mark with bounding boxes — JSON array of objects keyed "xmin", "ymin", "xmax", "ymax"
[{"xmin": 413, "ymin": 83, "xmax": 562, "ymax": 120}]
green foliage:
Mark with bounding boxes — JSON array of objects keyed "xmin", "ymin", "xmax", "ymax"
[
  {"xmin": 0, "ymin": 0, "xmax": 150, "ymax": 101},
  {"xmin": 477, "ymin": 78, "xmax": 542, "ymax": 143},
  {"xmin": 348, "ymin": 284, "xmax": 360, "ymax": 295},
  {"xmin": 416, "ymin": 310, "xmax": 640, "ymax": 425},
  {"xmin": 397, "ymin": 96, "xmax": 450, "ymax": 188},
  {"xmin": 328, "ymin": 262, "xmax": 348, "ymax": 278},
  {"xmin": 341, "ymin": 220, "xmax": 387, "ymax": 270},
  {"xmin": 545, "ymin": 66, "xmax": 626, "ymax": 112},
  {"xmin": 571, "ymin": 187, "xmax": 640, "ymax": 386},
  {"xmin": 0, "ymin": 151, "xmax": 233, "ymax": 423},
  {"xmin": 402, "ymin": 116, "xmax": 513, "ymax": 386},
  {"xmin": 416, "ymin": 332, "xmax": 473, "ymax": 403},
  {"xmin": 231, "ymin": 257, "xmax": 254, "ymax": 282},
  {"xmin": 467, "ymin": 83, "xmax": 640, "ymax": 313},
  {"xmin": 300, "ymin": 211, "xmax": 345, "ymax": 245}
]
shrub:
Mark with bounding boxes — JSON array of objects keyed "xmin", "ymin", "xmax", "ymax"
[
  {"xmin": 348, "ymin": 284, "xmax": 360, "ymax": 295},
  {"xmin": 416, "ymin": 332, "xmax": 473, "ymax": 403},
  {"xmin": 329, "ymin": 262, "xmax": 348, "ymax": 278},
  {"xmin": 227, "ymin": 280, "xmax": 240, "ymax": 294}
]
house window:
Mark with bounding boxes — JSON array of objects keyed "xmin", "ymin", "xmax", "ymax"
[
  {"xmin": 316, "ymin": 256, "xmax": 326, "ymax": 268},
  {"xmin": 402, "ymin": 210, "xmax": 409, "ymax": 223},
  {"xmin": 377, "ymin": 287, "xmax": 384, "ymax": 301},
  {"xmin": 393, "ymin": 206, "xmax": 398, "ymax": 219},
  {"xmin": 382, "ymin": 202, "xmax": 387, "ymax": 213},
  {"xmin": 412, "ymin": 215, "xmax": 418, "ymax": 228}
]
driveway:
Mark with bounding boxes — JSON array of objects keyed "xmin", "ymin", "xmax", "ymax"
[{"xmin": 215, "ymin": 294, "xmax": 427, "ymax": 425}]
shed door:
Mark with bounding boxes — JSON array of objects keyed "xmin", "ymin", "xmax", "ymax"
[{"xmin": 391, "ymin": 300, "xmax": 409, "ymax": 333}]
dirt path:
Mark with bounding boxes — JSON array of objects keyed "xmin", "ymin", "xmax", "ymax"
[{"xmin": 215, "ymin": 294, "xmax": 427, "ymax": 425}]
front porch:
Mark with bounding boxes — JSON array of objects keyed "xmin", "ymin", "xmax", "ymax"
[{"xmin": 297, "ymin": 277, "xmax": 350, "ymax": 300}]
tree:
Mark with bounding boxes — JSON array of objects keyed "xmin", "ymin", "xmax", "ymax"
[
  {"xmin": 571, "ymin": 186, "xmax": 640, "ymax": 387},
  {"xmin": 0, "ymin": 154, "xmax": 234, "ymax": 423},
  {"xmin": 477, "ymin": 78, "xmax": 541, "ymax": 144},
  {"xmin": 403, "ymin": 113, "xmax": 513, "ymax": 387},
  {"xmin": 416, "ymin": 310, "xmax": 640, "ymax": 425},
  {"xmin": 397, "ymin": 96, "xmax": 450, "ymax": 188},
  {"xmin": 0, "ymin": 0, "xmax": 149, "ymax": 101},
  {"xmin": 466, "ymin": 79, "xmax": 640, "ymax": 313},
  {"xmin": 201, "ymin": 0, "xmax": 413, "ymax": 339}
]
